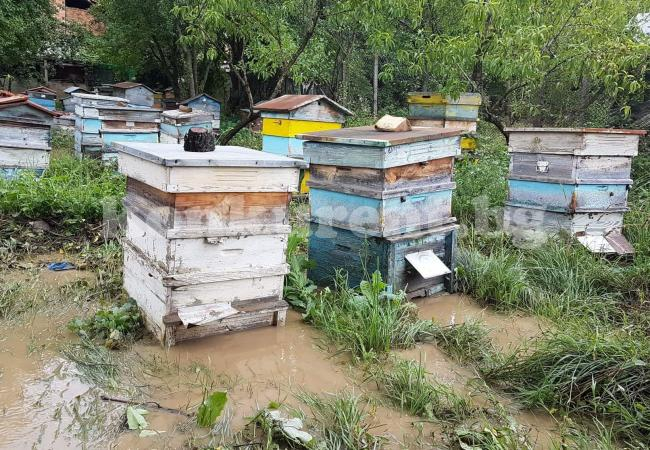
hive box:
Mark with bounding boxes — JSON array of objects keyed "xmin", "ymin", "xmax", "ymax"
[
  {"xmin": 73, "ymin": 93, "xmax": 161, "ymax": 159},
  {"xmin": 180, "ymin": 93, "xmax": 221, "ymax": 130},
  {"xmin": 309, "ymin": 223, "xmax": 458, "ymax": 297},
  {"xmin": 160, "ymin": 109, "xmax": 213, "ymax": 145},
  {"xmin": 407, "ymin": 92, "xmax": 481, "ymax": 122},
  {"xmin": 504, "ymin": 127, "xmax": 646, "ymax": 254},
  {"xmin": 117, "ymin": 142, "xmax": 305, "ymax": 345}
]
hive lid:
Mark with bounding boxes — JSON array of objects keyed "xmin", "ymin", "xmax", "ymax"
[
  {"xmin": 504, "ymin": 127, "xmax": 647, "ymax": 136},
  {"xmin": 405, "ymin": 250, "xmax": 451, "ymax": 279},
  {"xmin": 162, "ymin": 109, "xmax": 213, "ymax": 121},
  {"xmin": 297, "ymin": 125, "xmax": 463, "ymax": 147},
  {"xmin": 115, "ymin": 142, "xmax": 308, "ymax": 168}
]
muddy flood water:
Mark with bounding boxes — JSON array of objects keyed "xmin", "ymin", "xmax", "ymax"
[{"xmin": 1, "ymin": 260, "xmax": 559, "ymax": 450}]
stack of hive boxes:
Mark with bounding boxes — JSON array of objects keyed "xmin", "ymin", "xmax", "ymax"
[
  {"xmin": 300, "ymin": 126, "xmax": 463, "ymax": 297},
  {"xmin": 180, "ymin": 94, "xmax": 222, "ymax": 133},
  {"xmin": 159, "ymin": 109, "xmax": 213, "ymax": 145},
  {"xmin": 0, "ymin": 92, "xmax": 58, "ymax": 178},
  {"xmin": 73, "ymin": 93, "xmax": 161, "ymax": 160},
  {"xmin": 116, "ymin": 142, "xmax": 305, "ymax": 345},
  {"xmin": 407, "ymin": 92, "xmax": 481, "ymax": 152},
  {"xmin": 503, "ymin": 127, "xmax": 646, "ymax": 255},
  {"xmin": 256, "ymin": 95, "xmax": 353, "ymax": 193}
]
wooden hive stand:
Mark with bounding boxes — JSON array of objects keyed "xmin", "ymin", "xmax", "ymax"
[{"xmin": 117, "ymin": 142, "xmax": 305, "ymax": 346}]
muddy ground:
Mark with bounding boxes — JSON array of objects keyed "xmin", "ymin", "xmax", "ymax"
[{"xmin": 0, "ymin": 253, "xmax": 560, "ymax": 450}]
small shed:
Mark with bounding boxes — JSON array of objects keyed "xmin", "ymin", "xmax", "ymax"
[
  {"xmin": 24, "ymin": 86, "xmax": 57, "ymax": 111},
  {"xmin": 0, "ymin": 92, "xmax": 59, "ymax": 178},
  {"xmin": 111, "ymin": 82, "xmax": 156, "ymax": 107},
  {"xmin": 180, "ymin": 93, "xmax": 221, "ymax": 129},
  {"xmin": 256, "ymin": 94, "xmax": 353, "ymax": 159},
  {"xmin": 62, "ymin": 86, "xmax": 90, "ymax": 112}
]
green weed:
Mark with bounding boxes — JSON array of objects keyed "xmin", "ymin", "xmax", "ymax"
[
  {"xmin": 68, "ymin": 300, "xmax": 143, "ymax": 349},
  {"xmin": 373, "ymin": 359, "xmax": 473, "ymax": 421},
  {"xmin": 62, "ymin": 339, "xmax": 121, "ymax": 388},
  {"xmin": 304, "ymin": 271, "xmax": 434, "ymax": 360},
  {"xmin": 298, "ymin": 391, "xmax": 384, "ymax": 450},
  {"xmin": 0, "ymin": 150, "xmax": 125, "ymax": 234}
]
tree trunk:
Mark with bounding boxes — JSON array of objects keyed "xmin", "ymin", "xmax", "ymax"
[{"xmin": 373, "ymin": 54, "xmax": 379, "ymax": 118}]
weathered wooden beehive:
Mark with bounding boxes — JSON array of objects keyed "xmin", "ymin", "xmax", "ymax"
[
  {"xmin": 73, "ymin": 93, "xmax": 161, "ymax": 160},
  {"xmin": 300, "ymin": 126, "xmax": 462, "ymax": 297},
  {"xmin": 116, "ymin": 142, "xmax": 304, "ymax": 345},
  {"xmin": 180, "ymin": 94, "xmax": 221, "ymax": 131},
  {"xmin": 407, "ymin": 92, "xmax": 481, "ymax": 152},
  {"xmin": 160, "ymin": 109, "xmax": 213, "ymax": 145},
  {"xmin": 503, "ymin": 127, "xmax": 646, "ymax": 254},
  {"xmin": 111, "ymin": 82, "xmax": 156, "ymax": 107},
  {"xmin": 0, "ymin": 92, "xmax": 58, "ymax": 178},
  {"xmin": 62, "ymin": 86, "xmax": 89, "ymax": 112},
  {"xmin": 24, "ymin": 86, "xmax": 57, "ymax": 111},
  {"xmin": 256, "ymin": 95, "xmax": 353, "ymax": 194}
]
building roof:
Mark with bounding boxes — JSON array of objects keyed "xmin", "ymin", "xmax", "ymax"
[
  {"xmin": 0, "ymin": 91, "xmax": 60, "ymax": 116},
  {"xmin": 255, "ymin": 94, "xmax": 353, "ymax": 115},
  {"xmin": 180, "ymin": 93, "xmax": 221, "ymax": 105},
  {"xmin": 24, "ymin": 86, "xmax": 57, "ymax": 94},
  {"xmin": 64, "ymin": 86, "xmax": 89, "ymax": 94},
  {"xmin": 112, "ymin": 81, "xmax": 155, "ymax": 92}
]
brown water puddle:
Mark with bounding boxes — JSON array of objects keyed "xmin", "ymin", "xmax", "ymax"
[
  {"xmin": 403, "ymin": 294, "xmax": 558, "ymax": 448},
  {"xmin": 417, "ymin": 294, "xmax": 546, "ymax": 351},
  {"xmin": 114, "ymin": 311, "xmax": 435, "ymax": 449},
  {"xmin": 1, "ymin": 267, "xmax": 557, "ymax": 450}
]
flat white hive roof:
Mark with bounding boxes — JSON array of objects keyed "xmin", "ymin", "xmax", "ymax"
[{"xmin": 114, "ymin": 142, "xmax": 308, "ymax": 168}]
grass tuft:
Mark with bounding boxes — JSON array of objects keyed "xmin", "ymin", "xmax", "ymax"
[
  {"xmin": 430, "ymin": 320, "xmax": 497, "ymax": 366},
  {"xmin": 298, "ymin": 391, "xmax": 384, "ymax": 450},
  {"xmin": 373, "ymin": 359, "xmax": 473, "ymax": 421},
  {"xmin": 304, "ymin": 271, "xmax": 434, "ymax": 360}
]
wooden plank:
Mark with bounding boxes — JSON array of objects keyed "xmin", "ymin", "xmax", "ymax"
[
  {"xmin": 262, "ymin": 117, "xmax": 342, "ymax": 137},
  {"xmin": 309, "ymin": 158, "xmax": 454, "ymax": 196},
  {"xmin": 298, "ymin": 125, "xmax": 463, "ymax": 147},
  {"xmin": 125, "ymin": 210, "xmax": 289, "ymax": 273},
  {"xmin": 303, "ymin": 137, "xmax": 460, "ymax": 169},
  {"xmin": 262, "ymin": 135, "xmax": 306, "ymax": 158},
  {"xmin": 0, "ymin": 147, "xmax": 50, "ymax": 168},
  {"xmin": 308, "ymin": 222, "xmax": 456, "ymax": 294},
  {"xmin": 114, "ymin": 142, "xmax": 307, "ymax": 168}
]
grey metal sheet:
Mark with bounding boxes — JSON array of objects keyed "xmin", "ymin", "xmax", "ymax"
[{"xmin": 114, "ymin": 142, "xmax": 308, "ymax": 168}]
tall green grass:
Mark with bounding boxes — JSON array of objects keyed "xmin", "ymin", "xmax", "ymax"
[
  {"xmin": 304, "ymin": 271, "xmax": 434, "ymax": 360},
  {"xmin": 483, "ymin": 327, "xmax": 650, "ymax": 443},
  {"xmin": 0, "ymin": 147, "xmax": 125, "ymax": 233}
]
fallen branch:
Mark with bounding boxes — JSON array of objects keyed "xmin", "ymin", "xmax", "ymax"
[{"xmin": 100, "ymin": 395, "xmax": 192, "ymax": 417}]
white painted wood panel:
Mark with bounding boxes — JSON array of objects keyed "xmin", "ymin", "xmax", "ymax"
[{"xmin": 0, "ymin": 147, "xmax": 50, "ymax": 168}]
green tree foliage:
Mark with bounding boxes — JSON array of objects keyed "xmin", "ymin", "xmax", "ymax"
[
  {"xmin": 383, "ymin": 0, "xmax": 650, "ymax": 130},
  {"xmin": 0, "ymin": 0, "xmax": 55, "ymax": 80},
  {"xmin": 90, "ymin": 0, "xmax": 219, "ymax": 98}
]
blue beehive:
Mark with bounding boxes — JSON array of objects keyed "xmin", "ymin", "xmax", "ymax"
[
  {"xmin": 24, "ymin": 86, "xmax": 57, "ymax": 111},
  {"xmin": 180, "ymin": 93, "xmax": 221, "ymax": 131},
  {"xmin": 299, "ymin": 126, "xmax": 462, "ymax": 297},
  {"xmin": 503, "ymin": 127, "xmax": 646, "ymax": 254}
]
